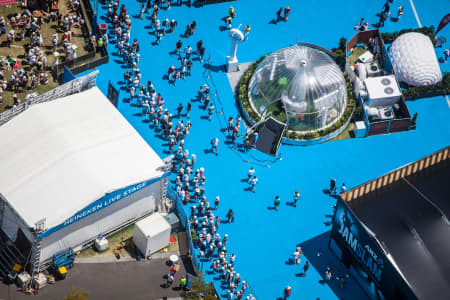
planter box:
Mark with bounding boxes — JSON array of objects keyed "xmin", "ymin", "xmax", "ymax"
[{"xmin": 405, "ymin": 89, "xmax": 449, "ymax": 100}]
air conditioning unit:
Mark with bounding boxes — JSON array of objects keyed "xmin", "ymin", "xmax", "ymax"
[
  {"xmin": 365, "ymin": 61, "xmax": 383, "ymax": 77},
  {"xmin": 364, "ymin": 75, "xmax": 402, "ymax": 107},
  {"xmin": 379, "ymin": 107, "xmax": 395, "ymax": 120}
]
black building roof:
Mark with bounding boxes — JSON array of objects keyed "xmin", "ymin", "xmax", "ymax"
[{"xmin": 346, "ymin": 156, "xmax": 450, "ymax": 300}]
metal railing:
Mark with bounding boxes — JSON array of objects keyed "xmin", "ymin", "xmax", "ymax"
[
  {"xmin": 167, "ymin": 187, "xmax": 258, "ymax": 298},
  {"xmin": 0, "ymin": 71, "xmax": 98, "ymax": 126},
  {"xmin": 341, "ymin": 146, "xmax": 450, "ymax": 202}
]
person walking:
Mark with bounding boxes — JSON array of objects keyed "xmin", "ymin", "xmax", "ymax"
[
  {"xmin": 211, "ymin": 137, "xmax": 219, "ymax": 155},
  {"xmin": 274, "ymin": 196, "xmax": 281, "ymax": 211},
  {"xmin": 208, "ymin": 103, "xmax": 215, "ymax": 121},
  {"xmin": 302, "ymin": 261, "xmax": 310, "ymax": 276},
  {"xmin": 250, "ymin": 176, "xmax": 258, "ymax": 193},
  {"xmin": 167, "ymin": 272, "xmax": 174, "ymax": 287},
  {"xmin": 226, "ymin": 209, "xmax": 234, "ymax": 223},
  {"xmin": 247, "ymin": 167, "xmax": 255, "ymax": 183},
  {"xmin": 293, "ymin": 190, "xmax": 300, "ymax": 207}
]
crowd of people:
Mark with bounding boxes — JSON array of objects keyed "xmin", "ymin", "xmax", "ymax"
[
  {"xmin": 354, "ymin": 0, "xmax": 404, "ymax": 31},
  {"xmin": 102, "ymin": 1, "xmax": 258, "ymax": 298},
  {"xmin": 0, "ymin": 1, "xmax": 89, "ymax": 107}
]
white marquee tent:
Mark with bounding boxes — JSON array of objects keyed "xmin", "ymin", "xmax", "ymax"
[{"xmin": 0, "ymin": 86, "xmax": 167, "ymax": 271}]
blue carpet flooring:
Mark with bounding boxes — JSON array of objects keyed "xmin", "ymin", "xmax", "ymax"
[{"xmin": 88, "ymin": 0, "xmax": 450, "ymax": 299}]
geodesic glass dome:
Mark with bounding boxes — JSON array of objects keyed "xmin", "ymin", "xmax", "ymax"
[
  {"xmin": 389, "ymin": 32, "xmax": 442, "ymax": 87},
  {"xmin": 248, "ymin": 45, "xmax": 347, "ymax": 132}
]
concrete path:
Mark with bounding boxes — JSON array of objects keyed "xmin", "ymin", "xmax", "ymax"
[{"xmin": 0, "ymin": 259, "xmax": 186, "ymax": 300}]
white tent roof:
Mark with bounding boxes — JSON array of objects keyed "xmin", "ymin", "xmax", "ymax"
[{"xmin": 0, "ymin": 87, "xmax": 165, "ymax": 229}]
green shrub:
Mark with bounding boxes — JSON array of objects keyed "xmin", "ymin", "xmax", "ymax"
[
  {"xmin": 411, "ymin": 112, "xmax": 418, "ymax": 127},
  {"xmin": 381, "ymin": 26, "xmax": 436, "ymax": 44},
  {"xmin": 402, "ymin": 72, "xmax": 450, "ymax": 100}
]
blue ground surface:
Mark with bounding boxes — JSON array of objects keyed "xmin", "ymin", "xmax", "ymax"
[{"xmin": 90, "ymin": 0, "xmax": 450, "ymax": 299}]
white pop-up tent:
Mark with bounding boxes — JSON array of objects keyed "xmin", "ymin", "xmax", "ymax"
[
  {"xmin": 133, "ymin": 213, "xmax": 171, "ymax": 257},
  {"xmin": 0, "ymin": 86, "xmax": 168, "ymax": 272}
]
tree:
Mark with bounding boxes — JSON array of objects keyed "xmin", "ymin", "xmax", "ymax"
[
  {"xmin": 181, "ymin": 273, "xmax": 217, "ymax": 300},
  {"xmin": 65, "ymin": 287, "xmax": 88, "ymax": 300}
]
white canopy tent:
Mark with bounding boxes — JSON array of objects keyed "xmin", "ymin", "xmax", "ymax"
[{"xmin": 0, "ymin": 86, "xmax": 167, "ymax": 269}]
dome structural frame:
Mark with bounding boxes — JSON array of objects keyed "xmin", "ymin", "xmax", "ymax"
[{"xmin": 247, "ymin": 44, "xmax": 348, "ymax": 134}]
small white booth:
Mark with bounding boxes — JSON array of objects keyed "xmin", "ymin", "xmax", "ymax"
[{"xmin": 133, "ymin": 213, "xmax": 171, "ymax": 257}]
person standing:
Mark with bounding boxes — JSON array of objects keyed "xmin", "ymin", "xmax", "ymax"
[
  {"xmin": 214, "ymin": 196, "xmax": 220, "ymax": 210},
  {"xmin": 167, "ymin": 272, "xmax": 174, "ymax": 287},
  {"xmin": 444, "ymin": 49, "xmax": 449, "ymax": 62},
  {"xmin": 179, "ymin": 275, "xmax": 187, "ymax": 290},
  {"xmin": 340, "ymin": 183, "xmax": 347, "ymax": 194},
  {"xmin": 177, "ymin": 103, "xmax": 183, "ymax": 118},
  {"xmin": 303, "ymin": 261, "xmax": 310, "ymax": 276},
  {"xmin": 186, "ymin": 102, "xmax": 192, "ymax": 118},
  {"xmin": 211, "ymin": 137, "xmax": 219, "ymax": 155},
  {"xmin": 276, "ymin": 7, "xmax": 283, "ymax": 23},
  {"xmin": 293, "ymin": 190, "xmax": 300, "ymax": 207},
  {"xmin": 140, "ymin": 4, "xmax": 145, "ymax": 20},
  {"xmin": 175, "ymin": 40, "xmax": 182, "ymax": 58},
  {"xmin": 208, "ymin": 103, "xmax": 215, "ymax": 121},
  {"xmin": 382, "ymin": 1, "xmax": 390, "ymax": 15},
  {"xmin": 330, "ymin": 179, "xmax": 337, "ymax": 195},
  {"xmin": 274, "ymin": 196, "xmax": 281, "ymax": 211},
  {"xmin": 284, "ymin": 286, "xmax": 291, "ymax": 300},
  {"xmin": 397, "ymin": 5, "xmax": 403, "ymax": 20},
  {"xmin": 379, "ymin": 12, "xmax": 387, "ymax": 28},
  {"xmin": 284, "ymin": 6, "xmax": 291, "ymax": 21}
]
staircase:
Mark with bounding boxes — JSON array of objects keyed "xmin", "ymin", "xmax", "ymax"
[
  {"xmin": 0, "ymin": 236, "xmax": 26, "ymax": 280},
  {"xmin": 159, "ymin": 177, "xmax": 173, "ymax": 213},
  {"xmin": 30, "ymin": 236, "xmax": 41, "ymax": 276}
]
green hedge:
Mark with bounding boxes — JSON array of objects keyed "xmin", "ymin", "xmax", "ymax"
[
  {"xmin": 381, "ymin": 26, "xmax": 436, "ymax": 44},
  {"xmin": 402, "ymin": 72, "xmax": 450, "ymax": 100}
]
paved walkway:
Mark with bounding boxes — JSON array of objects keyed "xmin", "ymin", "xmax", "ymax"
[{"xmin": 0, "ymin": 259, "xmax": 186, "ymax": 300}]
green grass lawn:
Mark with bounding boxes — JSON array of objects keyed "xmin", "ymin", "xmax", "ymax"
[
  {"xmin": 346, "ymin": 47, "xmax": 367, "ymax": 66},
  {"xmin": 78, "ymin": 224, "xmax": 180, "ymax": 258},
  {"xmin": 0, "ymin": 0, "xmax": 95, "ymax": 113},
  {"xmin": 330, "ymin": 122, "xmax": 354, "ymax": 141}
]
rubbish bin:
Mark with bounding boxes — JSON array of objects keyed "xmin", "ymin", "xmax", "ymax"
[
  {"xmin": 98, "ymin": 23, "xmax": 108, "ymax": 35},
  {"xmin": 57, "ymin": 266, "xmax": 67, "ymax": 280}
]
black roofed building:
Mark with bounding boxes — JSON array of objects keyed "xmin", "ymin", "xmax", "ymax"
[{"xmin": 330, "ymin": 146, "xmax": 450, "ymax": 300}]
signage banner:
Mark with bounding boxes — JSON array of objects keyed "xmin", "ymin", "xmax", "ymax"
[
  {"xmin": 39, "ymin": 173, "xmax": 168, "ymax": 240},
  {"xmin": 0, "ymin": 0, "xmax": 16, "ymax": 6},
  {"xmin": 436, "ymin": 14, "xmax": 450, "ymax": 34},
  {"xmin": 107, "ymin": 80, "xmax": 119, "ymax": 107},
  {"xmin": 332, "ymin": 198, "xmax": 385, "ymax": 283}
]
